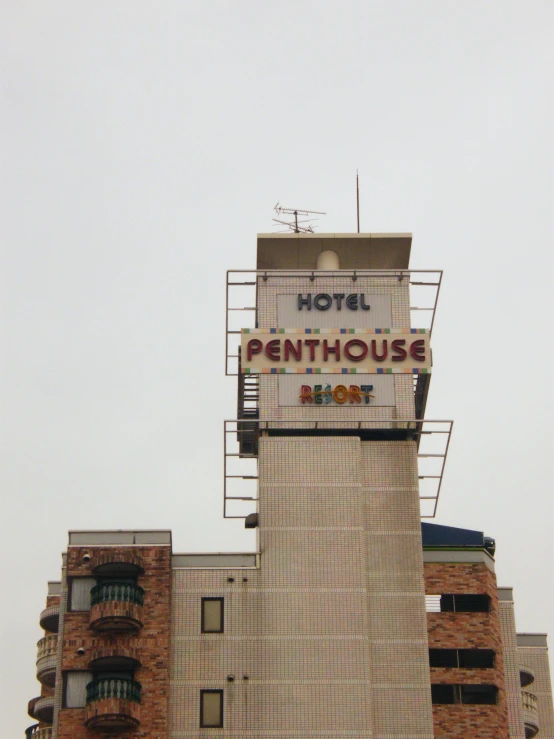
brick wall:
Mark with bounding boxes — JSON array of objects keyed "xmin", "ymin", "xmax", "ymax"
[
  {"xmin": 56, "ymin": 545, "xmax": 171, "ymax": 739},
  {"xmin": 425, "ymin": 562, "xmax": 510, "ymax": 738}
]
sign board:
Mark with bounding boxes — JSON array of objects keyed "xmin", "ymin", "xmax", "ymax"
[
  {"xmin": 277, "ymin": 294, "xmax": 392, "ymax": 328},
  {"xmin": 278, "ymin": 373, "xmax": 395, "ymax": 406},
  {"xmin": 241, "ymin": 328, "xmax": 431, "ymax": 374}
]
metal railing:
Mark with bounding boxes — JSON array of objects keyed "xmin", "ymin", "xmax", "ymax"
[
  {"xmin": 25, "ymin": 726, "xmax": 52, "ymax": 739},
  {"xmin": 226, "ymin": 269, "xmax": 443, "ymax": 375},
  {"xmin": 90, "ymin": 582, "xmax": 144, "ymax": 607},
  {"xmin": 223, "ymin": 418, "xmax": 453, "ymax": 519},
  {"xmin": 522, "ymin": 690, "xmax": 538, "ymax": 712},
  {"xmin": 86, "ymin": 678, "xmax": 142, "ymax": 704},
  {"xmin": 36, "ymin": 634, "xmax": 57, "ymax": 662},
  {"xmin": 39, "ymin": 604, "xmax": 60, "ymax": 632}
]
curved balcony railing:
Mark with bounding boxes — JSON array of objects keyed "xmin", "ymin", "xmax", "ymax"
[
  {"xmin": 28, "ymin": 695, "xmax": 54, "ymax": 724},
  {"xmin": 522, "ymin": 690, "xmax": 539, "ymax": 739},
  {"xmin": 89, "ymin": 582, "xmax": 144, "ymax": 633},
  {"xmin": 84, "ymin": 678, "xmax": 141, "ymax": 730},
  {"xmin": 90, "ymin": 582, "xmax": 144, "ymax": 606},
  {"xmin": 25, "ymin": 725, "xmax": 52, "ymax": 739},
  {"xmin": 37, "ymin": 634, "xmax": 57, "ymax": 661},
  {"xmin": 39, "ymin": 604, "xmax": 60, "ymax": 633},
  {"xmin": 86, "ymin": 677, "xmax": 142, "ymax": 704},
  {"xmin": 36, "ymin": 635, "xmax": 58, "ymax": 687}
]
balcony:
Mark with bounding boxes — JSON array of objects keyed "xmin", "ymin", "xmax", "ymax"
[
  {"xmin": 39, "ymin": 604, "xmax": 60, "ymax": 633},
  {"xmin": 36, "ymin": 635, "xmax": 57, "ymax": 687},
  {"xmin": 25, "ymin": 725, "xmax": 52, "ymax": 739},
  {"xmin": 522, "ymin": 690, "xmax": 539, "ymax": 738},
  {"xmin": 520, "ymin": 665, "xmax": 535, "ymax": 688},
  {"xmin": 84, "ymin": 678, "xmax": 141, "ymax": 730},
  {"xmin": 89, "ymin": 582, "xmax": 144, "ymax": 634},
  {"xmin": 27, "ymin": 695, "xmax": 54, "ymax": 724}
]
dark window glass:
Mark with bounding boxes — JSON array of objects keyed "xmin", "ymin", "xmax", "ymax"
[
  {"xmin": 431, "ymin": 684, "xmax": 456, "ymax": 704},
  {"xmin": 429, "ymin": 649, "xmax": 458, "ymax": 668},
  {"xmin": 200, "ymin": 690, "xmax": 223, "ymax": 727},
  {"xmin": 454, "ymin": 595, "xmax": 490, "ymax": 612},
  {"xmin": 440, "ymin": 594, "xmax": 490, "ymax": 613},
  {"xmin": 461, "ymin": 684, "xmax": 497, "ymax": 704},
  {"xmin": 201, "ymin": 598, "xmax": 224, "ymax": 633},
  {"xmin": 458, "ymin": 649, "xmax": 495, "ymax": 668}
]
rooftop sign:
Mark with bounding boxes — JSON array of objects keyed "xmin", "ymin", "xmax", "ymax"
[{"xmin": 241, "ymin": 328, "xmax": 430, "ymax": 374}]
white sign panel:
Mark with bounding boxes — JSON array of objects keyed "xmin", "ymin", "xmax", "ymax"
[{"xmin": 277, "ymin": 293, "xmax": 392, "ymax": 328}]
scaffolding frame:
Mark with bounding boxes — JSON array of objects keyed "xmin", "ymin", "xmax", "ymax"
[{"xmin": 223, "ymin": 418, "xmax": 453, "ymax": 521}]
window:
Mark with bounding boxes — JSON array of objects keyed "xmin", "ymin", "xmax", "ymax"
[
  {"xmin": 459, "ymin": 649, "xmax": 495, "ymax": 668},
  {"xmin": 69, "ymin": 578, "xmax": 97, "ymax": 611},
  {"xmin": 431, "ymin": 684, "xmax": 497, "ymax": 705},
  {"xmin": 431, "ymin": 684, "xmax": 456, "ymax": 704},
  {"xmin": 201, "ymin": 598, "xmax": 224, "ymax": 633},
  {"xmin": 63, "ymin": 671, "xmax": 93, "ymax": 707},
  {"xmin": 429, "ymin": 649, "xmax": 458, "ymax": 668},
  {"xmin": 429, "ymin": 649, "xmax": 495, "ymax": 669},
  {"xmin": 461, "ymin": 684, "xmax": 497, "ymax": 704},
  {"xmin": 439, "ymin": 594, "xmax": 490, "ymax": 613},
  {"xmin": 200, "ymin": 690, "xmax": 223, "ymax": 728}
]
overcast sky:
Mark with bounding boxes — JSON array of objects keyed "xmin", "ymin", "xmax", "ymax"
[{"xmin": 1, "ymin": 1, "xmax": 552, "ymax": 733}]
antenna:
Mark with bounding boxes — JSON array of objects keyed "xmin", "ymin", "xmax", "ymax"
[
  {"xmin": 273, "ymin": 203, "xmax": 326, "ymax": 234},
  {"xmin": 356, "ymin": 171, "xmax": 360, "ymax": 233}
]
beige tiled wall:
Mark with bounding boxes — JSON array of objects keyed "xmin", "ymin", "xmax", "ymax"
[
  {"xmin": 361, "ymin": 440, "xmax": 434, "ymax": 737},
  {"xmin": 517, "ymin": 641, "xmax": 554, "ymax": 739},
  {"xmin": 498, "ymin": 598, "xmax": 526, "ymax": 738},
  {"xmin": 170, "ymin": 437, "xmax": 434, "ymax": 738}
]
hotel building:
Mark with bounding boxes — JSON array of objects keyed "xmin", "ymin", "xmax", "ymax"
[{"xmin": 26, "ymin": 233, "xmax": 553, "ymax": 739}]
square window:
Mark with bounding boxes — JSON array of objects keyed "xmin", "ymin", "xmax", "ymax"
[
  {"xmin": 440, "ymin": 594, "xmax": 455, "ymax": 612},
  {"xmin": 200, "ymin": 690, "xmax": 223, "ymax": 727},
  {"xmin": 201, "ymin": 598, "xmax": 224, "ymax": 633},
  {"xmin": 431, "ymin": 684, "xmax": 456, "ymax": 704},
  {"xmin": 63, "ymin": 671, "xmax": 94, "ymax": 708},
  {"xmin": 68, "ymin": 577, "xmax": 97, "ymax": 611}
]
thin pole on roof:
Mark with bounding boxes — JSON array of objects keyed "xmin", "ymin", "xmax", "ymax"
[{"xmin": 356, "ymin": 170, "xmax": 360, "ymax": 233}]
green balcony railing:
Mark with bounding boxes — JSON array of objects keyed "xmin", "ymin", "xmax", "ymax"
[
  {"xmin": 86, "ymin": 678, "xmax": 142, "ymax": 704},
  {"xmin": 90, "ymin": 581, "xmax": 144, "ymax": 607}
]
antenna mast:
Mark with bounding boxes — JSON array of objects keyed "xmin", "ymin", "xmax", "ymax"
[
  {"xmin": 273, "ymin": 203, "xmax": 326, "ymax": 234},
  {"xmin": 356, "ymin": 171, "xmax": 360, "ymax": 233}
]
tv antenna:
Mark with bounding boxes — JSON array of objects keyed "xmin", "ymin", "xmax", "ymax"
[{"xmin": 273, "ymin": 203, "xmax": 326, "ymax": 233}]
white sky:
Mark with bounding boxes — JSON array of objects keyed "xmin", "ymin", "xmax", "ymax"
[{"xmin": 1, "ymin": 1, "xmax": 552, "ymax": 733}]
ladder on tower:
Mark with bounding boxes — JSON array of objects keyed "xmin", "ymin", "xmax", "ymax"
[{"xmin": 237, "ymin": 365, "xmax": 259, "ymax": 456}]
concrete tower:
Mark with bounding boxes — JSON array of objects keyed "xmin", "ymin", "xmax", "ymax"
[{"xmin": 235, "ymin": 233, "xmax": 435, "ymax": 736}]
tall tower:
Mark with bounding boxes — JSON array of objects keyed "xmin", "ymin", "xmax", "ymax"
[{"xmin": 228, "ymin": 232, "xmax": 441, "ymax": 737}]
